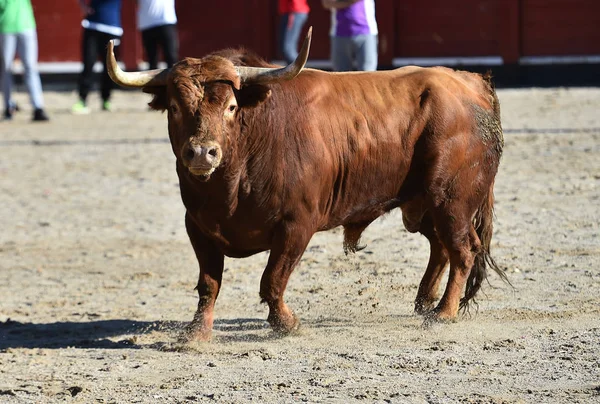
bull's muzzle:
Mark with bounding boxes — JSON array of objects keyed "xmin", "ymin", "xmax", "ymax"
[{"xmin": 181, "ymin": 141, "xmax": 222, "ymax": 178}]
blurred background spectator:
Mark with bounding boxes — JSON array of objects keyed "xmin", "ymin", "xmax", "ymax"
[
  {"xmin": 14, "ymin": 1, "xmax": 600, "ymax": 87},
  {"xmin": 277, "ymin": 0, "xmax": 310, "ymax": 64},
  {"xmin": 321, "ymin": 0, "xmax": 378, "ymax": 71},
  {"xmin": 72, "ymin": 0, "xmax": 123, "ymax": 114},
  {"xmin": 137, "ymin": 0, "xmax": 178, "ymax": 70},
  {"xmin": 0, "ymin": 0, "xmax": 49, "ymax": 121}
]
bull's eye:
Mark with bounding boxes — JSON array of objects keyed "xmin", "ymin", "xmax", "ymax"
[
  {"xmin": 170, "ymin": 104, "xmax": 178, "ymax": 114},
  {"xmin": 228, "ymin": 105, "xmax": 236, "ymax": 112}
]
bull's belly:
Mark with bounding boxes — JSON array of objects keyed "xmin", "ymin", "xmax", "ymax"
[
  {"xmin": 220, "ymin": 245, "xmax": 267, "ymax": 259},
  {"xmin": 324, "ymin": 194, "xmax": 404, "ymax": 230},
  {"xmin": 186, "ymin": 161, "xmax": 412, "ymax": 257},
  {"xmin": 322, "ymin": 169, "xmax": 410, "ymax": 229}
]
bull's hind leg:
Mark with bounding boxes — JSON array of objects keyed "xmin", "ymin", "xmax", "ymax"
[
  {"xmin": 260, "ymin": 222, "xmax": 313, "ymax": 334},
  {"xmin": 182, "ymin": 212, "xmax": 225, "ymax": 342},
  {"xmin": 428, "ymin": 205, "xmax": 481, "ymax": 322},
  {"xmin": 414, "ymin": 214, "xmax": 449, "ymax": 314},
  {"xmin": 401, "ymin": 198, "xmax": 450, "ymax": 314}
]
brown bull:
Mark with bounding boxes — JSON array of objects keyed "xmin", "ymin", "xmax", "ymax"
[{"xmin": 107, "ymin": 28, "xmax": 507, "ymax": 341}]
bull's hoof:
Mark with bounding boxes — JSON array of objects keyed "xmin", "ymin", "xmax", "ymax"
[
  {"xmin": 414, "ymin": 298, "xmax": 436, "ymax": 315},
  {"xmin": 422, "ymin": 308, "xmax": 458, "ymax": 327},
  {"xmin": 268, "ymin": 313, "xmax": 300, "ymax": 336},
  {"xmin": 178, "ymin": 323, "xmax": 212, "ymax": 343}
]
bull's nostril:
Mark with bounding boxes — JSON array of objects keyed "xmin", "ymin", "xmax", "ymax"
[
  {"xmin": 208, "ymin": 148, "xmax": 218, "ymax": 158},
  {"xmin": 185, "ymin": 147, "xmax": 195, "ymax": 161}
]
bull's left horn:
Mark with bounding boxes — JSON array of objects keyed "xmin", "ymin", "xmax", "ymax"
[
  {"xmin": 235, "ymin": 26, "xmax": 312, "ymax": 85},
  {"xmin": 106, "ymin": 40, "xmax": 168, "ymax": 88}
]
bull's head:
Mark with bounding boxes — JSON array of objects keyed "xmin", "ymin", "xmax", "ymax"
[{"xmin": 107, "ymin": 29, "xmax": 312, "ymax": 181}]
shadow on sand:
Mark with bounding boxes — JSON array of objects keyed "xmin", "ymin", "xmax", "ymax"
[
  {"xmin": 0, "ymin": 316, "xmax": 417, "ymax": 349},
  {"xmin": 0, "ymin": 318, "xmax": 276, "ymax": 349},
  {"xmin": 0, "ymin": 318, "xmax": 171, "ymax": 349}
]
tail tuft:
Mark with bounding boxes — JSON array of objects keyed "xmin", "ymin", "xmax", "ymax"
[{"xmin": 460, "ymin": 186, "xmax": 510, "ymax": 312}]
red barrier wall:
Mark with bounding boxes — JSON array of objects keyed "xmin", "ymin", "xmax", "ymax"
[{"xmin": 31, "ymin": 0, "xmax": 600, "ymax": 67}]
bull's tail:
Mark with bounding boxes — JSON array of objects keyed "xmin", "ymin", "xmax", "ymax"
[
  {"xmin": 460, "ymin": 182, "xmax": 510, "ymax": 312},
  {"xmin": 459, "ymin": 72, "xmax": 508, "ymax": 312}
]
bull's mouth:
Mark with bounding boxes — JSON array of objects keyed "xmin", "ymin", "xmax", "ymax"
[{"xmin": 188, "ymin": 165, "xmax": 216, "ymax": 181}]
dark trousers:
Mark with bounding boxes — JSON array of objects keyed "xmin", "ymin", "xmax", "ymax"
[
  {"xmin": 78, "ymin": 28, "xmax": 120, "ymax": 102},
  {"xmin": 141, "ymin": 24, "xmax": 179, "ymax": 69}
]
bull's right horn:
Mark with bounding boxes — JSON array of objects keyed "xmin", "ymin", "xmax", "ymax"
[{"xmin": 106, "ymin": 40, "xmax": 169, "ymax": 88}]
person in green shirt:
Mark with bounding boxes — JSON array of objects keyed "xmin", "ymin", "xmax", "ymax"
[{"xmin": 0, "ymin": 0, "xmax": 49, "ymax": 121}]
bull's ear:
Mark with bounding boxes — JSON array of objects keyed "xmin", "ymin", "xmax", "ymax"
[
  {"xmin": 143, "ymin": 86, "xmax": 168, "ymax": 111},
  {"xmin": 236, "ymin": 84, "xmax": 272, "ymax": 109}
]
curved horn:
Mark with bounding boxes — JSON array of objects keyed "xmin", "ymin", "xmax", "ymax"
[
  {"xmin": 235, "ymin": 26, "xmax": 312, "ymax": 85},
  {"xmin": 106, "ymin": 40, "xmax": 169, "ymax": 88}
]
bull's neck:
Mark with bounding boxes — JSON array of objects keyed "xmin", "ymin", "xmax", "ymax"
[{"xmin": 176, "ymin": 158, "xmax": 245, "ymax": 219}]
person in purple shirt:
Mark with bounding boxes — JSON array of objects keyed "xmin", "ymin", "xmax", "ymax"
[{"xmin": 322, "ymin": 0, "xmax": 378, "ymax": 71}]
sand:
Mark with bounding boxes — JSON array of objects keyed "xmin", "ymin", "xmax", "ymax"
[{"xmin": 1, "ymin": 86, "xmax": 599, "ymax": 403}]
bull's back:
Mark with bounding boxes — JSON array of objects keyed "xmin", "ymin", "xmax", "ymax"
[{"xmin": 274, "ymin": 67, "xmax": 498, "ymax": 228}]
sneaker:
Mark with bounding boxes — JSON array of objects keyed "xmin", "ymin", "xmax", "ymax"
[
  {"xmin": 3, "ymin": 102, "xmax": 19, "ymax": 120},
  {"xmin": 72, "ymin": 100, "xmax": 90, "ymax": 115},
  {"xmin": 33, "ymin": 108, "xmax": 50, "ymax": 122},
  {"xmin": 102, "ymin": 100, "xmax": 113, "ymax": 112}
]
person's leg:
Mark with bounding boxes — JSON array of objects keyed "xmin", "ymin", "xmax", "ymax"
[
  {"xmin": 142, "ymin": 27, "xmax": 159, "ymax": 69},
  {"xmin": 77, "ymin": 29, "xmax": 98, "ymax": 105},
  {"xmin": 281, "ymin": 12, "xmax": 308, "ymax": 64},
  {"xmin": 278, "ymin": 14, "xmax": 290, "ymax": 63},
  {"xmin": 98, "ymin": 32, "xmax": 119, "ymax": 105},
  {"xmin": 354, "ymin": 34, "xmax": 378, "ymax": 71},
  {"xmin": 331, "ymin": 36, "xmax": 354, "ymax": 72},
  {"xmin": 17, "ymin": 30, "xmax": 47, "ymax": 117},
  {"xmin": 1, "ymin": 33, "xmax": 18, "ymax": 114},
  {"xmin": 159, "ymin": 24, "xmax": 179, "ymax": 68}
]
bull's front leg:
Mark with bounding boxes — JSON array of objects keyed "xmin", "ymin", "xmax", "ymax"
[
  {"xmin": 181, "ymin": 212, "xmax": 224, "ymax": 342},
  {"xmin": 260, "ymin": 222, "xmax": 313, "ymax": 334}
]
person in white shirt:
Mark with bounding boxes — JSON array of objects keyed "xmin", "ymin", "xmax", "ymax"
[{"xmin": 137, "ymin": 0, "xmax": 178, "ymax": 69}]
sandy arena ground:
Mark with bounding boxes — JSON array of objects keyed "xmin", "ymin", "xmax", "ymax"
[{"xmin": 0, "ymin": 86, "xmax": 599, "ymax": 403}]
